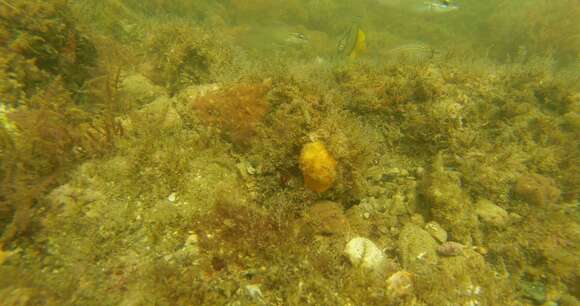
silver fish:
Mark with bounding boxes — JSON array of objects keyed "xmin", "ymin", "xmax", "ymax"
[
  {"xmin": 419, "ymin": 1, "xmax": 459, "ymax": 13},
  {"xmin": 386, "ymin": 42, "xmax": 436, "ymax": 62},
  {"xmin": 284, "ymin": 32, "xmax": 309, "ymax": 45}
]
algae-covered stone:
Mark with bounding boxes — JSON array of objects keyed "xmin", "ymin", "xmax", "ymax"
[
  {"xmin": 424, "ymin": 221, "xmax": 448, "ymax": 243},
  {"xmin": 419, "ymin": 153, "xmax": 477, "ymax": 243},
  {"xmin": 136, "ymin": 96, "xmax": 182, "ymax": 130},
  {"xmin": 121, "ymin": 73, "xmax": 167, "ymax": 106},
  {"xmin": 386, "ymin": 270, "xmax": 414, "ymax": 300},
  {"xmin": 305, "ymin": 201, "xmax": 349, "ymax": 236},
  {"xmin": 398, "ymin": 224, "xmax": 438, "ymax": 270},
  {"xmin": 436, "ymin": 241, "xmax": 465, "ymax": 256},
  {"xmin": 475, "ymin": 198, "xmax": 508, "ymax": 226},
  {"xmin": 514, "ymin": 173, "xmax": 561, "ymax": 206},
  {"xmin": 435, "ymin": 248, "xmax": 490, "ymax": 304}
]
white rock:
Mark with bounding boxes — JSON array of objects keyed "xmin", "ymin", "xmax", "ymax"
[{"xmin": 344, "ymin": 237, "xmax": 386, "ymax": 271}]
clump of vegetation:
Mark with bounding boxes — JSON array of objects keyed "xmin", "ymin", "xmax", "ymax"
[
  {"xmin": 419, "ymin": 153, "xmax": 478, "ymax": 243},
  {"xmin": 143, "ymin": 21, "xmax": 238, "ymax": 94},
  {"xmin": 513, "ymin": 173, "xmax": 561, "ymax": 206},
  {"xmin": 0, "ymin": 0, "xmax": 127, "ymax": 243},
  {"xmin": 485, "ymin": 0, "xmax": 580, "ymax": 65},
  {"xmin": 191, "ymin": 81, "xmax": 271, "ymax": 147},
  {"xmin": 0, "ymin": 2, "xmax": 70, "ymax": 242},
  {"xmin": 1, "ymin": 0, "xmax": 579, "ymax": 305},
  {"xmin": 0, "ymin": 0, "xmax": 96, "ymax": 96}
]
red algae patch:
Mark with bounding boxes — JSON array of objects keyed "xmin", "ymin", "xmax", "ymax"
[{"xmin": 192, "ymin": 81, "xmax": 271, "ymax": 146}]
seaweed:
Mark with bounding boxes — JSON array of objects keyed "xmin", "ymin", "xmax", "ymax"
[
  {"xmin": 192, "ymin": 81, "xmax": 271, "ymax": 147},
  {"xmin": 0, "ymin": 0, "xmax": 579, "ymax": 305},
  {"xmin": 0, "ymin": 0, "xmax": 125, "ymax": 243},
  {"xmin": 142, "ymin": 21, "xmax": 237, "ymax": 94}
]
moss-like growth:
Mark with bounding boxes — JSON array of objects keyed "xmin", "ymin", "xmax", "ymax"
[
  {"xmin": 143, "ymin": 21, "xmax": 237, "ymax": 94},
  {"xmin": 513, "ymin": 173, "xmax": 561, "ymax": 206},
  {"xmin": 1, "ymin": 1, "xmax": 579, "ymax": 305},
  {"xmin": 191, "ymin": 81, "xmax": 271, "ymax": 147},
  {"xmin": 419, "ymin": 153, "xmax": 478, "ymax": 243}
]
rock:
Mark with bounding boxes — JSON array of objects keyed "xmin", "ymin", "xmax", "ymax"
[
  {"xmin": 386, "ymin": 270, "xmax": 414, "ymax": 299},
  {"xmin": 245, "ymin": 284, "xmax": 263, "ymax": 300},
  {"xmin": 424, "ymin": 221, "xmax": 448, "ymax": 243},
  {"xmin": 419, "ymin": 153, "xmax": 476, "ymax": 242},
  {"xmin": 513, "ymin": 173, "xmax": 561, "ymax": 206},
  {"xmin": 410, "ymin": 214, "xmax": 425, "ymax": 226},
  {"xmin": 136, "ymin": 96, "xmax": 182, "ymax": 130},
  {"xmin": 435, "ymin": 249, "xmax": 491, "ymax": 303},
  {"xmin": 178, "ymin": 83, "xmax": 220, "ymax": 102},
  {"xmin": 475, "ymin": 198, "xmax": 509, "ymax": 226},
  {"xmin": 48, "ymin": 184, "xmax": 104, "ymax": 216},
  {"xmin": 305, "ymin": 201, "xmax": 349, "ymax": 236},
  {"xmin": 398, "ymin": 224, "xmax": 438, "ymax": 269},
  {"xmin": 437, "ymin": 241, "xmax": 465, "ymax": 256},
  {"xmin": 344, "ymin": 237, "xmax": 386, "ymax": 271},
  {"xmin": 121, "ymin": 73, "xmax": 166, "ymax": 106}
]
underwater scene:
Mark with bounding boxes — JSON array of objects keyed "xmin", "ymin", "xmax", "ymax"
[{"xmin": 0, "ymin": 0, "xmax": 579, "ymax": 305}]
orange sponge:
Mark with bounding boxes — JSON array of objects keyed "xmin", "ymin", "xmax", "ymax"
[{"xmin": 299, "ymin": 141, "xmax": 337, "ymax": 193}]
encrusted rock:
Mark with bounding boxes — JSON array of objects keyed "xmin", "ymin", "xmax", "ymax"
[
  {"xmin": 135, "ymin": 96, "xmax": 182, "ymax": 131},
  {"xmin": 475, "ymin": 198, "xmax": 508, "ymax": 226},
  {"xmin": 305, "ymin": 201, "xmax": 349, "ymax": 236},
  {"xmin": 178, "ymin": 83, "xmax": 220, "ymax": 102},
  {"xmin": 344, "ymin": 237, "xmax": 386, "ymax": 271},
  {"xmin": 387, "ymin": 270, "xmax": 414, "ymax": 299},
  {"xmin": 437, "ymin": 241, "xmax": 465, "ymax": 256},
  {"xmin": 398, "ymin": 224, "xmax": 438, "ymax": 269},
  {"xmin": 424, "ymin": 221, "xmax": 448, "ymax": 243},
  {"xmin": 121, "ymin": 73, "xmax": 166, "ymax": 106}
]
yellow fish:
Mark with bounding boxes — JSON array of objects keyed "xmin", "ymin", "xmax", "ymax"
[{"xmin": 337, "ymin": 19, "xmax": 366, "ymax": 59}]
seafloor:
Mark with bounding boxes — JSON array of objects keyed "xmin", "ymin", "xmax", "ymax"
[{"xmin": 0, "ymin": 1, "xmax": 578, "ymax": 305}]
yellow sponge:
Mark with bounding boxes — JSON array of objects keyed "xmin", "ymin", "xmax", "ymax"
[{"xmin": 299, "ymin": 141, "xmax": 337, "ymax": 193}]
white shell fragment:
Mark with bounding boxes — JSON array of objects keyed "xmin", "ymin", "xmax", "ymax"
[
  {"xmin": 387, "ymin": 270, "xmax": 414, "ymax": 298},
  {"xmin": 344, "ymin": 237, "xmax": 386, "ymax": 271},
  {"xmin": 167, "ymin": 192, "xmax": 177, "ymax": 202}
]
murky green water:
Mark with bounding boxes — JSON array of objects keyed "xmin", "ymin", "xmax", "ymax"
[{"xmin": 1, "ymin": 1, "xmax": 578, "ymax": 305}]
